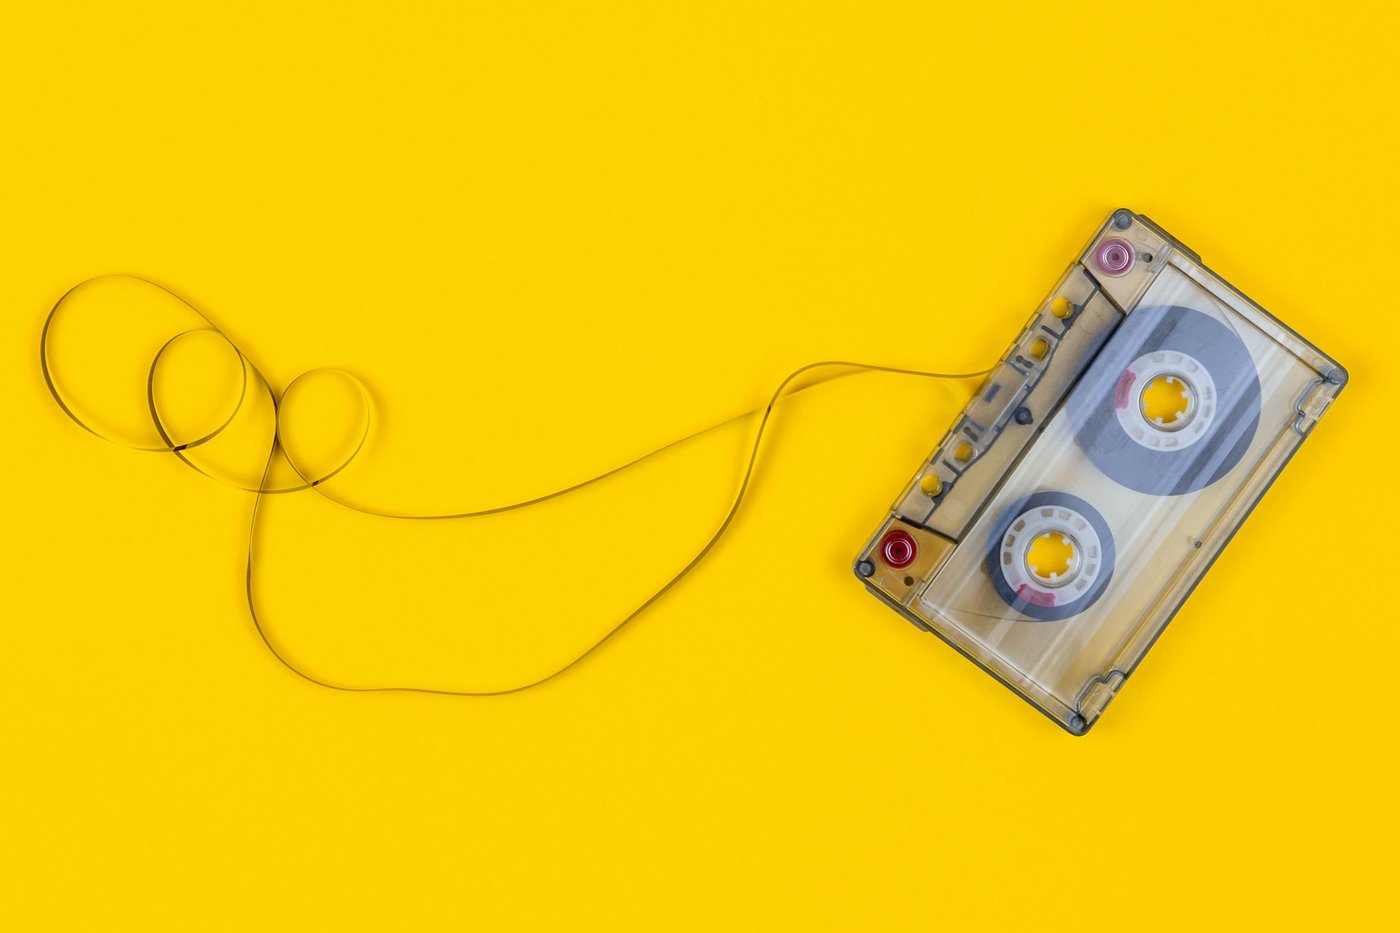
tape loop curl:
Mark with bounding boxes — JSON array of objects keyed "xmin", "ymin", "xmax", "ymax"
[{"xmin": 42, "ymin": 274, "xmax": 989, "ymax": 694}]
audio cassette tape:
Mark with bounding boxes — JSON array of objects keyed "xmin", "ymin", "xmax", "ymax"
[{"xmin": 854, "ymin": 209, "xmax": 1346, "ymax": 734}]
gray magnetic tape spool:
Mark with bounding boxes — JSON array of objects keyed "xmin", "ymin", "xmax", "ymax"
[
  {"xmin": 1068, "ymin": 304, "xmax": 1262, "ymax": 497},
  {"xmin": 986, "ymin": 491, "xmax": 1116, "ymax": 622}
]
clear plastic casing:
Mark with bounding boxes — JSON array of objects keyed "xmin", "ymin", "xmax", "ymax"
[{"xmin": 854, "ymin": 209, "xmax": 1346, "ymax": 734}]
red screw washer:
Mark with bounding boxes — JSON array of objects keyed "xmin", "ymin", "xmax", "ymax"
[
  {"xmin": 1095, "ymin": 237, "xmax": 1135, "ymax": 276},
  {"xmin": 880, "ymin": 529, "xmax": 918, "ymax": 569}
]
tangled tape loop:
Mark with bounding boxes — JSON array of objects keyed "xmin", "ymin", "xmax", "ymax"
[{"xmin": 42, "ymin": 274, "xmax": 988, "ymax": 695}]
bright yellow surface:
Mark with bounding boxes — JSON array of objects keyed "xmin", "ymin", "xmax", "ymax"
[{"xmin": 3, "ymin": 3, "xmax": 1395, "ymax": 929}]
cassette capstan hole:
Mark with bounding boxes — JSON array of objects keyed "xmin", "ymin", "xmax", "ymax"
[
  {"xmin": 1024, "ymin": 531, "xmax": 1080, "ymax": 588},
  {"xmin": 1139, "ymin": 373, "xmax": 1197, "ymax": 430}
]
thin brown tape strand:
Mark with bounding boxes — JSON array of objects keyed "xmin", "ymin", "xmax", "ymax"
[{"xmin": 41, "ymin": 274, "xmax": 991, "ymax": 696}]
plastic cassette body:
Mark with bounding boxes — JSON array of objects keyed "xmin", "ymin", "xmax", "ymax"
[{"xmin": 854, "ymin": 209, "xmax": 1345, "ymax": 734}]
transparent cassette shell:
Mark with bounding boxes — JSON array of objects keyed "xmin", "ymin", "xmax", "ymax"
[{"xmin": 855, "ymin": 209, "xmax": 1346, "ymax": 734}]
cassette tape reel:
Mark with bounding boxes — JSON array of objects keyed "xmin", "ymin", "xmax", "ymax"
[{"xmin": 854, "ymin": 209, "xmax": 1345, "ymax": 734}]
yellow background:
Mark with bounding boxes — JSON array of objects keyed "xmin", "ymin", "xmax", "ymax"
[{"xmin": 3, "ymin": 2, "xmax": 1396, "ymax": 929}]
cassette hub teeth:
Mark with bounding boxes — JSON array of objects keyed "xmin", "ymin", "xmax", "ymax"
[
  {"xmin": 988, "ymin": 492, "xmax": 1115, "ymax": 622},
  {"xmin": 1070, "ymin": 305, "xmax": 1260, "ymax": 496}
]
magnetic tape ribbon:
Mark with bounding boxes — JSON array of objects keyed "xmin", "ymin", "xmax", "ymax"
[{"xmin": 41, "ymin": 274, "xmax": 990, "ymax": 696}]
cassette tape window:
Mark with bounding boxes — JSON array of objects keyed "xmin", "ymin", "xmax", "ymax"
[{"xmin": 855, "ymin": 210, "xmax": 1345, "ymax": 734}]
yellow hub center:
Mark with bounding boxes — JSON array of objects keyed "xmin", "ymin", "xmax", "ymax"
[
  {"xmin": 1025, "ymin": 531, "xmax": 1077, "ymax": 585},
  {"xmin": 1140, "ymin": 373, "xmax": 1193, "ymax": 428}
]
